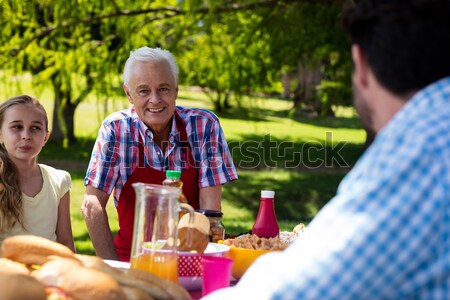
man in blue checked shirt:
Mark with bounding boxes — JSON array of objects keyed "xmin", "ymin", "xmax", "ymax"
[{"xmin": 204, "ymin": 0, "xmax": 450, "ymax": 299}]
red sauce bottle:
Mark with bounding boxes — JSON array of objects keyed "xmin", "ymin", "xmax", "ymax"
[{"xmin": 252, "ymin": 190, "xmax": 279, "ymax": 238}]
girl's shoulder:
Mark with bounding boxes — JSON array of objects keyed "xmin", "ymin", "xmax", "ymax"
[{"xmin": 38, "ymin": 164, "xmax": 71, "ymax": 183}]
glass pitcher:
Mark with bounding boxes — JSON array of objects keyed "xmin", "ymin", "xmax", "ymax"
[{"xmin": 130, "ymin": 183, "xmax": 194, "ymax": 282}]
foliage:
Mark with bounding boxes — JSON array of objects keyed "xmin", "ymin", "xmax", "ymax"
[
  {"xmin": 1, "ymin": 0, "xmax": 351, "ymax": 144},
  {"xmin": 177, "ymin": 10, "xmax": 279, "ymax": 111},
  {"xmin": 1, "ymin": 0, "xmax": 130, "ymax": 143},
  {"xmin": 258, "ymin": 2, "xmax": 352, "ymax": 114}
]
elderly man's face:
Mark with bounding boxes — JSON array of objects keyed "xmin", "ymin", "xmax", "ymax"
[{"xmin": 124, "ymin": 60, "xmax": 178, "ymax": 133}]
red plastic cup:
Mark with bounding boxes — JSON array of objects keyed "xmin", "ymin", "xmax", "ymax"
[{"xmin": 201, "ymin": 256, "xmax": 233, "ymax": 296}]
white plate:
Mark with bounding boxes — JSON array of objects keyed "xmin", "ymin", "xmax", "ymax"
[
  {"xmin": 177, "ymin": 242, "xmax": 230, "ymax": 256},
  {"xmin": 103, "ymin": 259, "xmax": 130, "ymax": 269}
]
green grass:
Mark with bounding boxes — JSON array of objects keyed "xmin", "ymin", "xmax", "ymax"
[{"xmin": 30, "ymin": 86, "xmax": 366, "ymax": 255}]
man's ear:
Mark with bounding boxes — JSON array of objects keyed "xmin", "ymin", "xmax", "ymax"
[
  {"xmin": 352, "ymin": 44, "xmax": 370, "ymax": 91},
  {"xmin": 123, "ymin": 84, "xmax": 134, "ymax": 104}
]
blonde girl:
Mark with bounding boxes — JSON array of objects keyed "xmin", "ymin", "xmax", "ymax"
[{"xmin": 0, "ymin": 95, "xmax": 75, "ymax": 251}]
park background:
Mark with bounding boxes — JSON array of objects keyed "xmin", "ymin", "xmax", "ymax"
[{"xmin": 0, "ymin": 0, "xmax": 367, "ymax": 254}]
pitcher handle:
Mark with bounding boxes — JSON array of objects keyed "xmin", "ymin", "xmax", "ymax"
[{"xmin": 180, "ymin": 203, "xmax": 195, "ymax": 225}]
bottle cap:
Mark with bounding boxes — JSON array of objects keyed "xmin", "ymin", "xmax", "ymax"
[
  {"xmin": 166, "ymin": 170, "xmax": 181, "ymax": 179},
  {"xmin": 261, "ymin": 190, "xmax": 275, "ymax": 198}
]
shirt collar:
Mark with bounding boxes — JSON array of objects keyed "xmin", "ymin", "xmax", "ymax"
[{"xmin": 134, "ymin": 109, "xmax": 181, "ymax": 144}]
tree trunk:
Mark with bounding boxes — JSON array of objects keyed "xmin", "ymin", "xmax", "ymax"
[
  {"xmin": 64, "ymin": 101, "xmax": 77, "ymax": 144},
  {"xmin": 292, "ymin": 86, "xmax": 304, "ymax": 109},
  {"xmin": 50, "ymin": 76, "xmax": 78, "ymax": 145},
  {"xmin": 214, "ymin": 91, "xmax": 223, "ymax": 112},
  {"xmin": 51, "ymin": 80, "xmax": 64, "ymax": 141},
  {"xmin": 292, "ymin": 61, "xmax": 307, "ymax": 109},
  {"xmin": 281, "ymin": 72, "xmax": 291, "ymax": 99},
  {"xmin": 223, "ymin": 92, "xmax": 232, "ymax": 109},
  {"xmin": 292, "ymin": 61, "xmax": 322, "ymax": 115}
]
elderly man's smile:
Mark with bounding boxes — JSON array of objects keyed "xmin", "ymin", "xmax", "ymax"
[{"xmin": 146, "ymin": 107, "xmax": 165, "ymax": 113}]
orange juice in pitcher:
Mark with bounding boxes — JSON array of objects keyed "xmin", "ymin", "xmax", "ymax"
[
  {"xmin": 130, "ymin": 250, "xmax": 178, "ymax": 282},
  {"xmin": 130, "ymin": 183, "xmax": 194, "ymax": 283}
]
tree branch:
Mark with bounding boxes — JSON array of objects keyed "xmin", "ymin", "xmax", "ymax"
[{"xmin": 6, "ymin": 0, "xmax": 344, "ymax": 61}]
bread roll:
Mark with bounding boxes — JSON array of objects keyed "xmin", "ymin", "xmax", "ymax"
[
  {"xmin": 1, "ymin": 235, "xmax": 75, "ymax": 265},
  {"xmin": 177, "ymin": 212, "xmax": 210, "ymax": 253},
  {"xmin": 57, "ymin": 267, "xmax": 126, "ymax": 300},
  {"xmin": 75, "ymin": 254, "xmax": 120, "ymax": 276},
  {"xmin": 75, "ymin": 255, "xmax": 171, "ymax": 299},
  {"xmin": 0, "ymin": 270, "xmax": 47, "ymax": 300},
  {"xmin": 121, "ymin": 268, "xmax": 192, "ymax": 300},
  {"xmin": 0, "ymin": 257, "xmax": 29, "ymax": 274},
  {"xmin": 122, "ymin": 286, "xmax": 155, "ymax": 300},
  {"xmin": 31, "ymin": 256, "xmax": 125, "ymax": 300}
]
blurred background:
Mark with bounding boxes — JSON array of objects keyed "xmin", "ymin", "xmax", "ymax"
[{"xmin": 0, "ymin": 0, "xmax": 367, "ymax": 254}]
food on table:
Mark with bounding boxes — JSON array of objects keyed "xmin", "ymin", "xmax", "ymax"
[
  {"xmin": 0, "ymin": 235, "xmax": 191, "ymax": 300},
  {"xmin": 223, "ymin": 223, "xmax": 306, "ymax": 279},
  {"xmin": 44, "ymin": 286, "xmax": 69, "ymax": 300},
  {"xmin": 33, "ymin": 258, "xmax": 125, "ymax": 300},
  {"xmin": 1, "ymin": 234, "xmax": 76, "ymax": 266},
  {"xmin": 177, "ymin": 212, "xmax": 210, "ymax": 253},
  {"xmin": 0, "ymin": 257, "xmax": 30, "ymax": 274},
  {"xmin": 223, "ymin": 223, "xmax": 305, "ymax": 250},
  {"xmin": 223, "ymin": 233, "xmax": 289, "ymax": 251},
  {"xmin": 122, "ymin": 286, "xmax": 154, "ymax": 300},
  {"xmin": 123, "ymin": 268, "xmax": 192, "ymax": 300},
  {"xmin": 226, "ymin": 245, "xmax": 272, "ymax": 279},
  {"xmin": 0, "ymin": 268, "xmax": 47, "ymax": 300},
  {"xmin": 293, "ymin": 223, "xmax": 306, "ymax": 234},
  {"xmin": 196, "ymin": 209, "xmax": 226, "ymax": 243},
  {"xmin": 279, "ymin": 223, "xmax": 306, "ymax": 244}
]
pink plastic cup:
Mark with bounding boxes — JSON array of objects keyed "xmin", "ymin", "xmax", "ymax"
[{"xmin": 202, "ymin": 256, "xmax": 233, "ymax": 296}]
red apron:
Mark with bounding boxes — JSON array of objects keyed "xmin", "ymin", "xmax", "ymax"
[{"xmin": 114, "ymin": 112, "xmax": 200, "ymax": 261}]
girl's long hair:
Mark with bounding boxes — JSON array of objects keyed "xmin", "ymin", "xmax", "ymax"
[{"xmin": 0, "ymin": 95, "xmax": 48, "ymax": 232}]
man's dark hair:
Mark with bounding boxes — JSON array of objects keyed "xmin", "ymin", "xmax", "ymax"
[{"xmin": 343, "ymin": 0, "xmax": 450, "ymax": 97}]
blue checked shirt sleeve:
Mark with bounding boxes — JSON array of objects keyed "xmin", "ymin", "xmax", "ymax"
[{"xmin": 203, "ymin": 79, "xmax": 450, "ymax": 300}]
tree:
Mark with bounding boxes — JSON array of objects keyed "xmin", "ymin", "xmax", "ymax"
[
  {"xmin": 1, "ymin": 0, "xmax": 131, "ymax": 144},
  {"xmin": 260, "ymin": 2, "xmax": 351, "ymax": 116},
  {"xmin": 177, "ymin": 1, "xmax": 351, "ymax": 115},
  {"xmin": 177, "ymin": 9, "xmax": 277, "ymax": 111},
  {"xmin": 1, "ymin": 0, "xmax": 350, "ymax": 144}
]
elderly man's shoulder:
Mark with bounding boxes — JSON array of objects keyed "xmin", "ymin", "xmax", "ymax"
[
  {"xmin": 102, "ymin": 107, "xmax": 135, "ymax": 124},
  {"xmin": 176, "ymin": 106, "xmax": 220, "ymax": 123}
]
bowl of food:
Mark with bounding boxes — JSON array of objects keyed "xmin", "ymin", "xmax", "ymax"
[
  {"xmin": 222, "ymin": 226, "xmax": 305, "ymax": 279},
  {"xmin": 177, "ymin": 242, "xmax": 230, "ymax": 290},
  {"xmin": 227, "ymin": 246, "xmax": 273, "ymax": 279}
]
